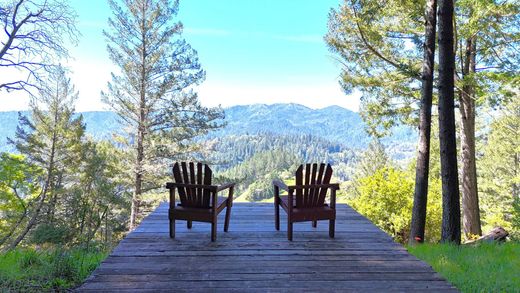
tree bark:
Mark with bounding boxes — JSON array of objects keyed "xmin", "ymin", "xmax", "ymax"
[
  {"xmin": 409, "ymin": 0, "xmax": 438, "ymax": 245},
  {"xmin": 0, "ymin": 211, "xmax": 27, "ymax": 247},
  {"xmin": 129, "ymin": 2, "xmax": 148, "ymax": 231},
  {"xmin": 459, "ymin": 36, "xmax": 482, "ymax": 237},
  {"xmin": 437, "ymin": 0, "xmax": 461, "ymax": 244},
  {"xmin": 0, "ymin": 188, "xmax": 28, "ymax": 247},
  {"xmin": 464, "ymin": 227, "xmax": 508, "ymax": 244}
]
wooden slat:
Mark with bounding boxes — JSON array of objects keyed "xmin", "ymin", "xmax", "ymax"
[
  {"xmin": 181, "ymin": 162, "xmax": 191, "ymax": 206},
  {"xmin": 307, "ymin": 163, "xmax": 318, "ymax": 207},
  {"xmin": 303, "ymin": 164, "xmax": 311, "ymax": 201},
  {"xmin": 295, "ymin": 165, "xmax": 303, "ymax": 207},
  {"xmin": 77, "ymin": 203, "xmax": 456, "ymax": 292},
  {"xmin": 196, "ymin": 163, "xmax": 203, "ymax": 206},
  {"xmin": 172, "ymin": 163, "xmax": 187, "ymax": 204},
  {"xmin": 314, "ymin": 163, "xmax": 325, "ymax": 207},
  {"xmin": 202, "ymin": 165, "xmax": 212, "ymax": 208},
  {"xmin": 318, "ymin": 164, "xmax": 333, "ymax": 205}
]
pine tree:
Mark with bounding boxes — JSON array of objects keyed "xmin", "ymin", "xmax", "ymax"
[
  {"xmin": 102, "ymin": 0, "xmax": 223, "ymax": 230},
  {"xmin": 327, "ymin": 0, "xmax": 520, "ymax": 238},
  {"xmin": 479, "ymin": 95, "xmax": 520, "ymax": 235},
  {"xmin": 6, "ymin": 65, "xmax": 85, "ymax": 250},
  {"xmin": 437, "ymin": 0, "xmax": 461, "ymax": 244},
  {"xmin": 409, "ymin": 0, "xmax": 437, "ymax": 245}
]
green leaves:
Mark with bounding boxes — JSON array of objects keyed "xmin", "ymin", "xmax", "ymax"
[
  {"xmin": 347, "ymin": 142, "xmax": 442, "ymax": 243},
  {"xmin": 478, "ymin": 97, "xmax": 520, "ymax": 238},
  {"xmin": 327, "ymin": 0, "xmax": 520, "ymax": 134}
]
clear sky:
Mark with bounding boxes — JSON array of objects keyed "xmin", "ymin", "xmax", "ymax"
[{"xmin": 2, "ymin": 0, "xmax": 361, "ymax": 112}]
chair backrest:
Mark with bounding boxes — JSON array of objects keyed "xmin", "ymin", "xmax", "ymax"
[
  {"xmin": 172, "ymin": 162, "xmax": 212, "ymax": 208},
  {"xmin": 293, "ymin": 163, "xmax": 333, "ymax": 208}
]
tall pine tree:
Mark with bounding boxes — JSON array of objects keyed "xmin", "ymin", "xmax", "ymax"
[
  {"xmin": 7, "ymin": 65, "xmax": 85, "ymax": 250},
  {"xmin": 437, "ymin": 0, "xmax": 461, "ymax": 244},
  {"xmin": 409, "ymin": 0, "xmax": 437, "ymax": 245},
  {"xmin": 327, "ymin": 0, "xmax": 519, "ymax": 238},
  {"xmin": 103, "ymin": 0, "xmax": 223, "ymax": 230}
]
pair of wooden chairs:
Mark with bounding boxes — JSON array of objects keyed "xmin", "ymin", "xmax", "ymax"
[{"xmin": 166, "ymin": 162, "xmax": 339, "ymax": 241}]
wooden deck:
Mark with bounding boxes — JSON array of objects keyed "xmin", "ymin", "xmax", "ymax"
[{"xmin": 78, "ymin": 203, "xmax": 457, "ymax": 292}]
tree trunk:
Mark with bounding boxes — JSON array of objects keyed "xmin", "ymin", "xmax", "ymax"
[
  {"xmin": 437, "ymin": 0, "xmax": 461, "ymax": 244},
  {"xmin": 0, "ymin": 210, "xmax": 27, "ymax": 247},
  {"xmin": 130, "ymin": 126, "xmax": 144, "ymax": 231},
  {"xmin": 6, "ymin": 146, "xmax": 56, "ymax": 250},
  {"xmin": 464, "ymin": 227, "xmax": 508, "ymax": 244},
  {"xmin": 129, "ymin": 5, "xmax": 148, "ymax": 231},
  {"xmin": 409, "ymin": 0, "xmax": 438, "ymax": 245},
  {"xmin": 46, "ymin": 172, "xmax": 63, "ymax": 224},
  {"xmin": 459, "ymin": 36, "xmax": 482, "ymax": 237}
]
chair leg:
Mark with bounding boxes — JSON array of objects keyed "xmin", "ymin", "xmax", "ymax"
[
  {"xmin": 187, "ymin": 220, "xmax": 192, "ymax": 229},
  {"xmin": 169, "ymin": 219, "xmax": 175, "ymax": 239},
  {"xmin": 274, "ymin": 199, "xmax": 280, "ymax": 230},
  {"xmin": 224, "ymin": 204, "xmax": 231, "ymax": 232},
  {"xmin": 312, "ymin": 220, "xmax": 317, "ymax": 228},
  {"xmin": 211, "ymin": 219, "xmax": 217, "ymax": 242},
  {"xmin": 287, "ymin": 221, "xmax": 293, "ymax": 241},
  {"xmin": 329, "ymin": 219, "xmax": 335, "ymax": 238}
]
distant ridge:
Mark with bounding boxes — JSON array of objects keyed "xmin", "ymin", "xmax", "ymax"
[{"xmin": 0, "ymin": 103, "xmax": 416, "ymax": 154}]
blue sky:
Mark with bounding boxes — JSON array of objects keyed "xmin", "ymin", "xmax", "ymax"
[{"xmin": 2, "ymin": 0, "xmax": 361, "ymax": 111}]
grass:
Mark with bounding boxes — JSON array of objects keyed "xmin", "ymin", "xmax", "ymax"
[
  {"xmin": 408, "ymin": 242, "xmax": 520, "ymax": 292},
  {"xmin": 0, "ymin": 247, "xmax": 108, "ymax": 292}
]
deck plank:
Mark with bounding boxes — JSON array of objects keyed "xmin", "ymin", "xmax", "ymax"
[{"xmin": 77, "ymin": 203, "xmax": 457, "ymax": 292}]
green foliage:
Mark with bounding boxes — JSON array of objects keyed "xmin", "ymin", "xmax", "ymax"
[
  {"xmin": 347, "ymin": 144, "xmax": 442, "ymax": 243},
  {"xmin": 19, "ymin": 250, "xmax": 42, "ymax": 269},
  {"xmin": 63, "ymin": 140, "xmax": 131, "ymax": 246},
  {"xmin": 102, "ymin": 0, "xmax": 224, "ymax": 227},
  {"xmin": 326, "ymin": 0, "xmax": 424, "ymax": 136},
  {"xmin": 326, "ymin": 0, "xmax": 520, "ymax": 135},
  {"xmin": 0, "ymin": 153, "xmax": 41, "ymax": 245},
  {"xmin": 408, "ymin": 242, "xmax": 520, "ymax": 292},
  {"xmin": 209, "ymin": 133, "xmax": 358, "ymax": 201},
  {"xmin": 479, "ymin": 97, "xmax": 520, "ymax": 238},
  {"xmin": 513, "ymin": 197, "xmax": 520, "ymax": 240},
  {"xmin": 49, "ymin": 250, "xmax": 78, "ymax": 281},
  {"xmin": 29, "ymin": 224, "xmax": 71, "ymax": 245},
  {"xmin": 349, "ymin": 167, "xmax": 414, "ymax": 243},
  {"xmin": 2, "ymin": 65, "xmax": 131, "ymax": 251},
  {"xmin": 218, "ymin": 150, "xmax": 300, "ymax": 201},
  {"xmin": 0, "ymin": 247, "xmax": 107, "ymax": 292}
]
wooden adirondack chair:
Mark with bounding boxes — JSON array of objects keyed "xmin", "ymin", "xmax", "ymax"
[
  {"xmin": 273, "ymin": 163, "xmax": 340, "ymax": 241},
  {"xmin": 165, "ymin": 162, "xmax": 235, "ymax": 241}
]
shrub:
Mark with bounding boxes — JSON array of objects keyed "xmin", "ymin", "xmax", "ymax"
[
  {"xmin": 49, "ymin": 250, "xmax": 78, "ymax": 282},
  {"xmin": 348, "ymin": 166, "xmax": 442, "ymax": 243},
  {"xmin": 30, "ymin": 224, "xmax": 72, "ymax": 245},
  {"xmin": 19, "ymin": 250, "xmax": 42, "ymax": 269}
]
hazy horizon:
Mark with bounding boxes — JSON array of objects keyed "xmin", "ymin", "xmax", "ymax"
[{"xmin": 0, "ymin": 102, "xmax": 359, "ymax": 113}]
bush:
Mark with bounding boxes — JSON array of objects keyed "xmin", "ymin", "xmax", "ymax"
[
  {"xmin": 49, "ymin": 250, "xmax": 78, "ymax": 282},
  {"xmin": 30, "ymin": 224, "xmax": 72, "ymax": 245},
  {"xmin": 512, "ymin": 196, "xmax": 520, "ymax": 240},
  {"xmin": 348, "ymin": 166, "xmax": 442, "ymax": 243},
  {"xmin": 0, "ymin": 247, "xmax": 107, "ymax": 292},
  {"xmin": 19, "ymin": 250, "xmax": 42, "ymax": 269}
]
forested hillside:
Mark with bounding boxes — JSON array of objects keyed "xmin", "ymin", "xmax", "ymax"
[
  {"xmin": 0, "ymin": 103, "xmax": 415, "ymax": 154},
  {"xmin": 0, "ymin": 104, "xmax": 415, "ymax": 200},
  {"xmin": 203, "ymin": 133, "xmax": 357, "ymax": 201}
]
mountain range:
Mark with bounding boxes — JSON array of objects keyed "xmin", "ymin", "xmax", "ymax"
[{"xmin": 0, "ymin": 103, "xmax": 416, "ymax": 156}]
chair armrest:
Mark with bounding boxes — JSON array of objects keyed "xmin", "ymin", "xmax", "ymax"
[
  {"xmin": 288, "ymin": 183, "xmax": 340, "ymax": 190},
  {"xmin": 272, "ymin": 180, "xmax": 289, "ymax": 192},
  {"xmin": 165, "ymin": 182, "xmax": 219, "ymax": 192},
  {"xmin": 217, "ymin": 182, "xmax": 235, "ymax": 192}
]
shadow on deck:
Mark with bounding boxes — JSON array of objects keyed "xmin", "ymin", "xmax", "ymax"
[{"xmin": 77, "ymin": 203, "xmax": 457, "ymax": 292}]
